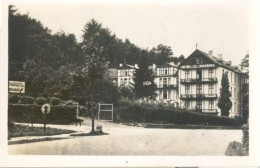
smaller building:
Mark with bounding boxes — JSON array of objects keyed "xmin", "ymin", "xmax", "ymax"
[
  {"xmin": 117, "ymin": 62, "xmax": 139, "ymax": 87},
  {"xmin": 153, "ymin": 62, "xmax": 179, "ymax": 106}
]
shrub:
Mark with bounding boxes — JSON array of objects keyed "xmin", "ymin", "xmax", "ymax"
[
  {"xmin": 35, "ymin": 97, "xmax": 47, "ymax": 105},
  {"xmin": 19, "ymin": 96, "xmax": 35, "ymax": 104},
  {"xmin": 50, "ymin": 97, "xmax": 62, "ymax": 105},
  {"xmin": 8, "ymin": 104, "xmax": 77, "ymax": 124},
  {"xmin": 242, "ymin": 124, "xmax": 249, "ymax": 153},
  {"xmin": 65, "ymin": 100, "xmax": 77, "ymax": 106},
  {"xmin": 8, "ymin": 94, "xmax": 20, "ymax": 104},
  {"xmin": 115, "ymin": 100, "xmax": 244, "ymax": 126}
]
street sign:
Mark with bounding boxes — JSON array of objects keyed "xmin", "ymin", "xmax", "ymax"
[
  {"xmin": 9, "ymin": 81, "xmax": 25, "ymax": 93},
  {"xmin": 41, "ymin": 104, "xmax": 51, "ymax": 114},
  {"xmin": 41, "ymin": 104, "xmax": 50, "ymax": 132}
]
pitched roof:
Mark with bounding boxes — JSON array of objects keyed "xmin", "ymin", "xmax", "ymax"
[
  {"xmin": 180, "ymin": 49, "xmax": 241, "ymax": 73},
  {"xmin": 156, "ymin": 62, "xmax": 178, "ymax": 68},
  {"xmin": 118, "ymin": 63, "xmax": 137, "ymax": 69}
]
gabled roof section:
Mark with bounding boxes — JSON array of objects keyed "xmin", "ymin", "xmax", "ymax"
[
  {"xmin": 156, "ymin": 62, "xmax": 178, "ymax": 68},
  {"xmin": 118, "ymin": 63, "xmax": 136, "ymax": 69},
  {"xmin": 179, "ymin": 49, "xmax": 219, "ymax": 67},
  {"xmin": 179, "ymin": 49, "xmax": 241, "ymax": 73}
]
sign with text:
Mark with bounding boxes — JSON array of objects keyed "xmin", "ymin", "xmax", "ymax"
[{"xmin": 9, "ymin": 81, "xmax": 25, "ymax": 93}]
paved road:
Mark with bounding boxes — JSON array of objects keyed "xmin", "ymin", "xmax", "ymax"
[{"xmin": 9, "ymin": 127, "xmax": 242, "ymax": 155}]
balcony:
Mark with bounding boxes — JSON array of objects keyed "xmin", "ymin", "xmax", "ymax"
[
  {"xmin": 180, "ymin": 78, "xmax": 217, "ymax": 84},
  {"xmin": 180, "ymin": 94, "xmax": 217, "ymax": 99},
  {"xmin": 156, "ymin": 84, "xmax": 178, "ymax": 89}
]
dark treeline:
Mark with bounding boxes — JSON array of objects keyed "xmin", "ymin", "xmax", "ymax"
[{"xmin": 8, "ymin": 5, "xmax": 184, "ymax": 102}]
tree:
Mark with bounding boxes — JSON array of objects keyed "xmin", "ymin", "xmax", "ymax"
[
  {"xmin": 239, "ymin": 54, "xmax": 249, "ymax": 72},
  {"xmin": 133, "ymin": 51, "xmax": 157, "ymax": 99},
  {"xmin": 80, "ymin": 19, "xmax": 110, "ymax": 133},
  {"xmin": 217, "ymin": 72, "xmax": 232, "ymax": 116},
  {"xmin": 240, "ymin": 54, "xmax": 249, "ymax": 120},
  {"xmin": 241, "ymin": 82, "xmax": 249, "ymax": 120},
  {"xmin": 150, "ymin": 44, "xmax": 173, "ymax": 64}
]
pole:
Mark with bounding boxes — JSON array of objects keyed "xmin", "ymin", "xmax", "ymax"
[
  {"xmin": 44, "ymin": 111, "xmax": 46, "ymax": 132},
  {"xmin": 44, "ymin": 106, "xmax": 47, "ymax": 132},
  {"xmin": 90, "ymin": 79, "xmax": 95, "ymax": 133}
]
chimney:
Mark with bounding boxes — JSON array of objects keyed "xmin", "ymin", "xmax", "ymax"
[
  {"xmin": 119, "ymin": 63, "xmax": 123, "ymax": 67},
  {"xmin": 208, "ymin": 50, "xmax": 213, "ymax": 56},
  {"xmin": 134, "ymin": 64, "xmax": 139, "ymax": 69},
  {"xmin": 227, "ymin": 61, "xmax": 232, "ymax": 66},
  {"xmin": 218, "ymin": 54, "xmax": 223, "ymax": 60}
]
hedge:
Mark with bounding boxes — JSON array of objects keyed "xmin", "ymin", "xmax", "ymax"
[
  {"xmin": 8, "ymin": 104, "xmax": 78, "ymax": 124},
  {"xmin": 115, "ymin": 101, "xmax": 244, "ymax": 126}
]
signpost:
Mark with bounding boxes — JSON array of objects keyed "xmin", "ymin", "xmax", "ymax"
[
  {"xmin": 9, "ymin": 81, "xmax": 25, "ymax": 93},
  {"xmin": 41, "ymin": 104, "xmax": 50, "ymax": 132}
]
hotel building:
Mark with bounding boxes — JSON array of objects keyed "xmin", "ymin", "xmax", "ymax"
[{"xmin": 178, "ymin": 49, "xmax": 242, "ymax": 117}]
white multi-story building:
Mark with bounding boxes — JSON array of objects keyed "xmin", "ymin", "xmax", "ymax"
[
  {"xmin": 178, "ymin": 49, "xmax": 242, "ymax": 117},
  {"xmin": 117, "ymin": 63, "xmax": 138, "ymax": 87},
  {"xmin": 111, "ymin": 49, "xmax": 247, "ymax": 118},
  {"xmin": 153, "ymin": 63, "xmax": 179, "ymax": 106}
]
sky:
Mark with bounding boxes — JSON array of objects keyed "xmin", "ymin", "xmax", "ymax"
[{"xmin": 12, "ymin": 2, "xmax": 249, "ymax": 65}]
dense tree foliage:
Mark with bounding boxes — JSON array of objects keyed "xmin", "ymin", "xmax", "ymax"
[
  {"xmin": 217, "ymin": 72, "xmax": 232, "ymax": 116},
  {"xmin": 133, "ymin": 51, "xmax": 157, "ymax": 99},
  {"xmin": 8, "ymin": 7, "xmax": 184, "ymax": 102},
  {"xmin": 239, "ymin": 54, "xmax": 249, "ymax": 72}
]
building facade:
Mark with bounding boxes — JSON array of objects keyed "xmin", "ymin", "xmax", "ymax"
[
  {"xmin": 153, "ymin": 63, "xmax": 179, "ymax": 106},
  {"xmin": 113, "ymin": 49, "xmax": 247, "ymax": 118},
  {"xmin": 117, "ymin": 63, "xmax": 138, "ymax": 87},
  {"xmin": 178, "ymin": 49, "xmax": 242, "ymax": 117}
]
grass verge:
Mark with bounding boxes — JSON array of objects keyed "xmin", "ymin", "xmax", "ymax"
[{"xmin": 8, "ymin": 124, "xmax": 76, "ymax": 139}]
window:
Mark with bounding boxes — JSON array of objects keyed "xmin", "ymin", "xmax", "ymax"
[
  {"xmin": 165, "ymin": 69, "xmax": 168, "ymax": 75},
  {"xmin": 196, "ymin": 100, "xmax": 202, "ymax": 109},
  {"xmin": 231, "ymin": 87, "xmax": 232, "ymax": 97},
  {"xmin": 196, "ymin": 84, "xmax": 202, "ymax": 95},
  {"xmin": 176, "ymin": 90, "xmax": 179, "ymax": 99},
  {"xmin": 185, "ymin": 85, "xmax": 190, "ymax": 94},
  {"xmin": 163, "ymin": 78, "xmax": 167, "ymax": 86},
  {"xmin": 234, "ymin": 87, "xmax": 236, "ymax": 98},
  {"xmin": 208, "ymin": 69, "xmax": 214, "ymax": 78},
  {"xmin": 124, "ymin": 78, "xmax": 127, "ymax": 85},
  {"xmin": 125, "ymin": 71, "xmax": 128, "ymax": 76},
  {"xmin": 208, "ymin": 84, "xmax": 214, "ymax": 95},
  {"xmin": 196, "ymin": 58, "xmax": 201, "ymax": 64},
  {"xmin": 163, "ymin": 90, "xmax": 167, "ymax": 99},
  {"xmin": 168, "ymin": 78, "xmax": 171, "ymax": 85},
  {"xmin": 159, "ymin": 90, "xmax": 162, "ymax": 99},
  {"xmin": 120, "ymin": 78, "xmax": 123, "ymax": 85},
  {"xmin": 196, "ymin": 69, "xmax": 202, "ymax": 79},
  {"xmin": 185, "ymin": 101, "xmax": 190, "ymax": 109},
  {"xmin": 209, "ymin": 100, "xmax": 214, "ymax": 110},
  {"xmin": 168, "ymin": 90, "xmax": 171, "ymax": 99},
  {"xmin": 158, "ymin": 68, "xmax": 163, "ymax": 75},
  {"xmin": 185, "ymin": 70, "xmax": 190, "ymax": 79},
  {"xmin": 234, "ymin": 102, "xmax": 237, "ymax": 112}
]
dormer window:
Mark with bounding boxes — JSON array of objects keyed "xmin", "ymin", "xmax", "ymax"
[{"xmin": 196, "ymin": 58, "xmax": 201, "ymax": 64}]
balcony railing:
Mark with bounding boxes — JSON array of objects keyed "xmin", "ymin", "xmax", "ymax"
[
  {"xmin": 180, "ymin": 94, "xmax": 217, "ymax": 99},
  {"xmin": 157, "ymin": 84, "xmax": 178, "ymax": 89},
  {"xmin": 180, "ymin": 78, "xmax": 217, "ymax": 83}
]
